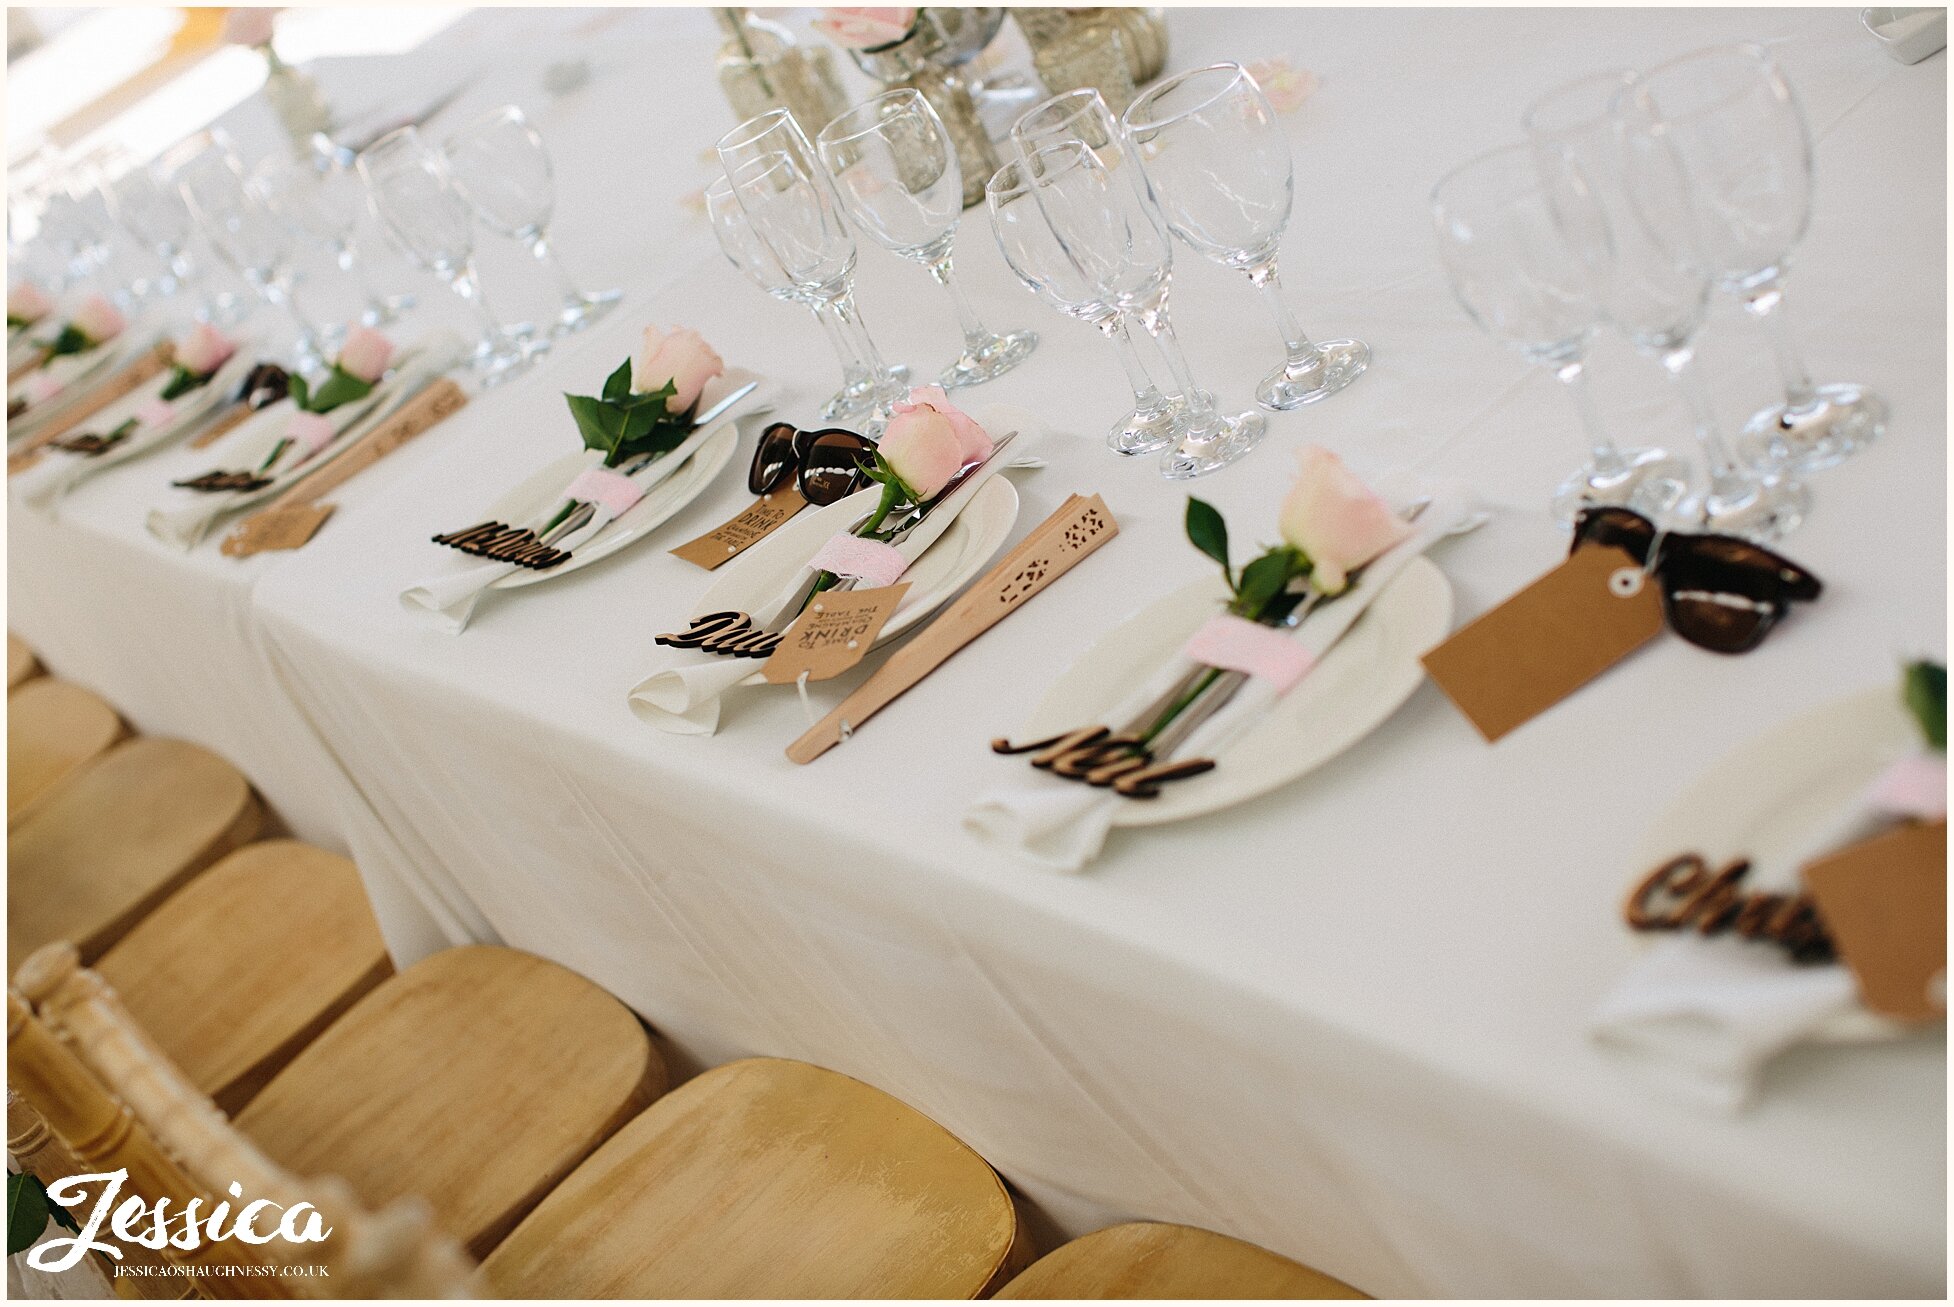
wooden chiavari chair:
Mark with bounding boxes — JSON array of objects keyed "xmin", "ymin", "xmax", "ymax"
[
  {"xmin": 993, "ymin": 1222, "xmax": 1368, "ymax": 1299},
  {"xmin": 8, "ymin": 677, "xmax": 125, "ymax": 828},
  {"xmin": 8, "ymin": 633, "xmax": 41, "ymax": 691}
]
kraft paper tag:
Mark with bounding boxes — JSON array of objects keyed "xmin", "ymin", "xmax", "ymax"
[
  {"xmin": 671, "ymin": 486, "xmax": 809, "ymax": 570},
  {"xmin": 761, "ymin": 583, "xmax": 909, "ymax": 684},
  {"xmin": 219, "ymin": 503, "xmax": 337, "ymax": 557},
  {"xmin": 8, "ymin": 448, "xmax": 45, "ymax": 476},
  {"xmin": 190, "ymin": 403, "xmax": 258, "ymax": 450},
  {"xmin": 1421, "ymin": 544, "xmax": 1664, "ymax": 743},
  {"xmin": 1802, "ymin": 819, "xmax": 1947, "ymax": 1022}
]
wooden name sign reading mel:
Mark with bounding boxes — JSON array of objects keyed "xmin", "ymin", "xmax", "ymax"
[
  {"xmin": 786, "ymin": 493, "xmax": 1119, "ymax": 765},
  {"xmin": 222, "ymin": 378, "xmax": 467, "ymax": 558}
]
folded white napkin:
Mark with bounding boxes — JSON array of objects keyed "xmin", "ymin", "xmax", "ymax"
[
  {"xmin": 964, "ymin": 490, "xmax": 1478, "ymax": 873},
  {"xmin": 401, "ymin": 371, "xmax": 768, "ymax": 634},
  {"xmin": 145, "ymin": 344, "xmax": 451, "ymax": 552},
  {"xmin": 1590, "ymin": 757, "xmax": 1936, "ymax": 1111}
]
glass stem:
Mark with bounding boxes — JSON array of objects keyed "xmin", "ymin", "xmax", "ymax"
[
  {"xmin": 530, "ymin": 231, "xmax": 585, "ymax": 306},
  {"xmin": 809, "ymin": 299, "xmax": 870, "ymax": 390},
  {"xmin": 1662, "ymin": 345, "xmax": 1746, "ymax": 500},
  {"xmin": 1246, "ymin": 257, "xmax": 1322, "ymax": 371},
  {"xmin": 827, "ymin": 286, "xmax": 899, "ymax": 392},
  {"xmin": 1097, "ymin": 312, "xmax": 1173, "ymax": 414},
  {"xmin": 925, "ymin": 253, "xmax": 993, "ymax": 356},
  {"xmin": 449, "ymin": 260, "xmax": 506, "ymax": 345},
  {"xmin": 1552, "ymin": 354, "xmax": 1624, "ymax": 476},
  {"xmin": 1741, "ymin": 275, "xmax": 1816, "ymax": 412},
  {"xmin": 1135, "ymin": 288, "xmax": 1217, "ymax": 430}
]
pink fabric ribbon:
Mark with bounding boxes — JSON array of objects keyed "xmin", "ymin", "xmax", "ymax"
[
  {"xmin": 808, "ymin": 532, "xmax": 908, "ymax": 587},
  {"xmin": 1866, "ymin": 754, "xmax": 1947, "ymax": 821},
  {"xmin": 134, "ymin": 397, "xmax": 176, "ymax": 428},
  {"xmin": 23, "ymin": 373, "xmax": 63, "ymax": 405},
  {"xmin": 1183, "ymin": 614, "xmax": 1316, "ymax": 694},
  {"xmin": 287, "ymin": 411, "xmax": 338, "ymax": 456},
  {"xmin": 566, "ymin": 467, "xmax": 645, "ymax": 518}
]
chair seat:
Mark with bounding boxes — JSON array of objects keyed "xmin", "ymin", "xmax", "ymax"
[
  {"xmin": 235, "ymin": 945, "xmax": 662, "ymax": 1258},
  {"xmin": 8, "ymin": 633, "xmax": 39, "ymax": 690},
  {"xmin": 481, "ymin": 1057, "xmax": 1023, "ymax": 1299},
  {"xmin": 95, "ymin": 840, "xmax": 392, "ymax": 1113},
  {"xmin": 996, "ymin": 1223, "xmax": 1367, "ymax": 1300},
  {"xmin": 7, "ymin": 737, "xmax": 261, "ymax": 971},
  {"xmin": 9, "ymin": 678, "xmax": 123, "ymax": 827}
]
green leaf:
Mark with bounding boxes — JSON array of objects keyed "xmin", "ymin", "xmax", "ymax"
[
  {"xmin": 1903, "ymin": 660, "xmax": 1946, "ymax": 752},
  {"xmin": 46, "ymin": 324, "xmax": 89, "ymax": 358},
  {"xmin": 565, "ymin": 392, "xmax": 627, "ymax": 461},
  {"xmin": 158, "ymin": 365, "xmax": 206, "ymax": 402},
  {"xmin": 600, "ymin": 357, "xmax": 633, "ymax": 404},
  {"xmin": 300, "ymin": 364, "xmax": 375, "ymax": 414},
  {"xmin": 9, "ymin": 1172, "xmax": 50, "ymax": 1256},
  {"xmin": 1185, "ymin": 497, "xmax": 1230, "ymax": 582},
  {"xmin": 286, "ymin": 374, "xmax": 311, "ymax": 412},
  {"xmin": 1232, "ymin": 547, "xmax": 1300, "ymax": 620}
]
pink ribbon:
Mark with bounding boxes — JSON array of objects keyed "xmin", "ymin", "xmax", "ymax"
[
  {"xmin": 566, "ymin": 467, "xmax": 645, "ymax": 518},
  {"xmin": 23, "ymin": 373, "xmax": 62, "ymax": 405},
  {"xmin": 134, "ymin": 397, "xmax": 176, "ymax": 428},
  {"xmin": 286, "ymin": 411, "xmax": 337, "ymax": 456},
  {"xmin": 808, "ymin": 532, "xmax": 908, "ymax": 587},
  {"xmin": 1183, "ymin": 614, "xmax": 1316, "ymax": 694},
  {"xmin": 1866, "ymin": 754, "xmax": 1947, "ymax": 821}
]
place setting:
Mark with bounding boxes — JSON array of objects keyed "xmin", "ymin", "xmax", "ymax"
[{"xmin": 5, "ymin": 293, "xmax": 166, "ymax": 449}]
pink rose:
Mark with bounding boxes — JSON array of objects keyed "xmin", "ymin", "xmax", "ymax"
[
  {"xmin": 134, "ymin": 397, "xmax": 177, "ymax": 428},
  {"xmin": 813, "ymin": 7, "xmax": 917, "ymax": 49},
  {"xmin": 286, "ymin": 411, "xmax": 337, "ymax": 456},
  {"xmin": 71, "ymin": 294, "xmax": 125, "ymax": 346},
  {"xmin": 633, "ymin": 325, "xmax": 725, "ymax": 415},
  {"xmin": 1246, "ymin": 58, "xmax": 1320, "ymax": 114},
  {"xmin": 1278, "ymin": 446, "xmax": 1411, "ymax": 593},
  {"xmin": 890, "ymin": 385, "xmax": 992, "ymax": 464},
  {"xmin": 877, "ymin": 405, "xmax": 963, "ymax": 500},
  {"xmin": 173, "ymin": 322, "xmax": 236, "ymax": 376},
  {"xmin": 8, "ymin": 281, "xmax": 52, "ymax": 325},
  {"xmin": 335, "ymin": 327, "xmax": 394, "ymax": 383},
  {"xmin": 223, "ymin": 7, "xmax": 279, "ymax": 47}
]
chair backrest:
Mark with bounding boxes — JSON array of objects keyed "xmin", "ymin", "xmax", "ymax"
[{"xmin": 10, "ymin": 944, "xmax": 477, "ymax": 1299}]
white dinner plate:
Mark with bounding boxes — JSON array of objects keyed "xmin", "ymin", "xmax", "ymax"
[
  {"xmin": 7, "ymin": 333, "xmax": 154, "ymax": 439},
  {"xmin": 689, "ymin": 473, "xmax": 1021, "ymax": 649},
  {"xmin": 1626, "ymin": 684, "xmax": 1918, "ymax": 1042},
  {"xmin": 45, "ymin": 349, "xmax": 258, "ymax": 474},
  {"xmin": 1013, "ymin": 559, "xmax": 1454, "ymax": 826},
  {"xmin": 485, "ymin": 422, "xmax": 740, "ymax": 590}
]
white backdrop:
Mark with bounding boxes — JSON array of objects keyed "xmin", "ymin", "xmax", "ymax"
[{"xmin": 8, "ymin": 8, "xmax": 1944, "ymax": 1296}]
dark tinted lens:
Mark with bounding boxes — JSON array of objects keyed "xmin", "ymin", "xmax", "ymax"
[
  {"xmin": 1571, "ymin": 505, "xmax": 1658, "ymax": 562},
  {"xmin": 748, "ymin": 421, "xmax": 800, "ymax": 495},
  {"xmin": 1658, "ymin": 536, "xmax": 1820, "ymax": 654},
  {"xmin": 1661, "ymin": 589, "xmax": 1777, "ymax": 654},
  {"xmin": 799, "ymin": 431, "xmax": 872, "ymax": 505}
]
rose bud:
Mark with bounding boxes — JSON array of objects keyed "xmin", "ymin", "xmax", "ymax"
[
  {"xmin": 633, "ymin": 325, "xmax": 725, "ymax": 415},
  {"xmin": 336, "ymin": 327, "xmax": 394, "ymax": 383},
  {"xmin": 891, "ymin": 384, "xmax": 992, "ymax": 463},
  {"xmin": 223, "ymin": 7, "xmax": 278, "ymax": 47},
  {"xmin": 71, "ymin": 293, "xmax": 126, "ymax": 346},
  {"xmin": 877, "ymin": 404, "xmax": 963, "ymax": 500},
  {"xmin": 812, "ymin": 7, "xmax": 917, "ymax": 49},
  {"xmin": 173, "ymin": 322, "xmax": 237, "ymax": 376},
  {"xmin": 8, "ymin": 281, "xmax": 52, "ymax": 325},
  {"xmin": 1279, "ymin": 445, "xmax": 1412, "ymax": 593}
]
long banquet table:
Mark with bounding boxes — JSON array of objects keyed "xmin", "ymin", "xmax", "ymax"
[{"xmin": 8, "ymin": 7, "xmax": 1945, "ymax": 1297}]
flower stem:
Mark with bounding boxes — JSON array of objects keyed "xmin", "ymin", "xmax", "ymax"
[{"xmin": 1141, "ymin": 667, "xmax": 1223, "ymax": 745}]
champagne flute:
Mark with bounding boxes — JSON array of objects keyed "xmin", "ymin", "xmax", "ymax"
[
  {"xmin": 1123, "ymin": 63, "xmax": 1368, "ymax": 411},
  {"xmin": 1431, "ymin": 143, "xmax": 1686, "ymax": 524},
  {"xmin": 816, "ymin": 89, "xmax": 1036, "ymax": 389},
  {"xmin": 1633, "ymin": 44, "xmax": 1885, "ymax": 472},
  {"xmin": 442, "ymin": 104, "xmax": 620, "ymax": 335}
]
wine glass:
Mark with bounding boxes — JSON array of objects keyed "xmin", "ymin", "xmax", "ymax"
[
  {"xmin": 717, "ymin": 108, "xmax": 906, "ymax": 425},
  {"xmin": 1527, "ymin": 71, "xmax": 1808, "ymax": 542},
  {"xmin": 1431, "ymin": 142, "xmax": 1686, "ymax": 525},
  {"xmin": 706, "ymin": 172, "xmax": 887, "ymax": 424},
  {"xmin": 985, "ymin": 153, "xmax": 1181, "ymax": 455},
  {"xmin": 1633, "ymin": 44, "xmax": 1884, "ymax": 472},
  {"xmin": 172, "ymin": 133, "xmax": 329, "ymax": 371},
  {"xmin": 817, "ymin": 89, "xmax": 1036, "ymax": 389},
  {"xmin": 356, "ymin": 126, "xmax": 529, "ymax": 382},
  {"xmin": 441, "ymin": 104, "xmax": 620, "ymax": 335},
  {"xmin": 1123, "ymin": 63, "xmax": 1369, "ymax": 411},
  {"xmin": 1026, "ymin": 139, "xmax": 1266, "ymax": 478},
  {"xmin": 249, "ymin": 155, "xmax": 407, "ymax": 350}
]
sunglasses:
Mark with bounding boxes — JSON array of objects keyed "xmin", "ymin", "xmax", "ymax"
[
  {"xmin": 748, "ymin": 421, "xmax": 875, "ymax": 505},
  {"xmin": 1571, "ymin": 506, "xmax": 1822, "ymax": 654}
]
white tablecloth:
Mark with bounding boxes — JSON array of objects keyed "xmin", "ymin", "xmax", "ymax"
[{"xmin": 9, "ymin": 8, "xmax": 1944, "ymax": 1297}]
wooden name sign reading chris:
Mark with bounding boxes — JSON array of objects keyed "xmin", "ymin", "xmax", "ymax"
[{"xmin": 1624, "ymin": 852, "xmax": 1834, "ymax": 962}]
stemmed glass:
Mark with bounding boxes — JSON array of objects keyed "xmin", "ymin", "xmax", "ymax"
[
  {"xmin": 442, "ymin": 105, "xmax": 621, "ymax": 336},
  {"xmin": 249, "ymin": 155, "xmax": 406, "ymax": 349},
  {"xmin": 356, "ymin": 126, "xmax": 529, "ymax": 381},
  {"xmin": 1633, "ymin": 43, "xmax": 1885, "ymax": 472},
  {"xmin": 816, "ymin": 89, "xmax": 1036, "ymax": 389},
  {"xmin": 985, "ymin": 154, "xmax": 1180, "ymax": 455},
  {"xmin": 1527, "ymin": 71, "xmax": 1808, "ymax": 542},
  {"xmin": 1431, "ymin": 143, "xmax": 1686, "ymax": 525},
  {"xmin": 716, "ymin": 108, "xmax": 906, "ymax": 427},
  {"xmin": 1123, "ymin": 63, "xmax": 1368, "ymax": 411},
  {"xmin": 172, "ymin": 134, "xmax": 329, "ymax": 371},
  {"xmin": 1023, "ymin": 140, "xmax": 1266, "ymax": 478}
]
